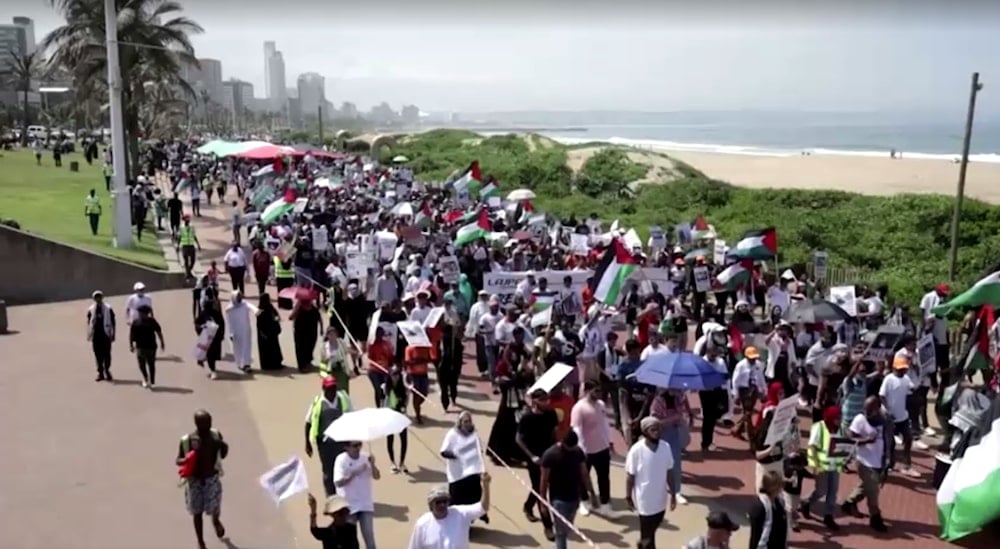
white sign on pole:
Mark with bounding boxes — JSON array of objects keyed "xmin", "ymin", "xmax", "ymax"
[
  {"xmin": 713, "ymin": 240, "xmax": 728, "ymax": 266},
  {"xmin": 397, "ymin": 320, "xmax": 431, "ymax": 347},
  {"xmin": 345, "ymin": 249, "xmax": 375, "ymax": 279},
  {"xmin": 570, "ymin": 234, "xmax": 590, "ymax": 255},
  {"xmin": 693, "ymin": 265, "xmax": 711, "ymax": 293},
  {"xmin": 648, "ymin": 226, "xmax": 666, "ymax": 250},
  {"xmin": 830, "ymin": 285, "xmax": 858, "ymax": 317},
  {"xmin": 813, "ymin": 251, "xmax": 829, "ymax": 280},
  {"xmin": 917, "ymin": 333, "xmax": 937, "ymax": 375},
  {"xmin": 764, "ymin": 394, "xmax": 801, "ymax": 447},
  {"xmin": 528, "ymin": 362, "xmax": 574, "ymax": 395}
]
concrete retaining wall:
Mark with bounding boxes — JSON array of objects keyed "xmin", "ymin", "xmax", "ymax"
[{"xmin": 0, "ymin": 225, "xmax": 186, "ymax": 305}]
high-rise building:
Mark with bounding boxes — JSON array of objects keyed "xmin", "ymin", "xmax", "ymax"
[
  {"xmin": 182, "ymin": 58, "xmax": 224, "ymax": 107},
  {"xmin": 296, "ymin": 72, "xmax": 325, "ymax": 117},
  {"xmin": 222, "ymin": 79, "xmax": 254, "ymax": 115},
  {"xmin": 12, "ymin": 17, "xmax": 34, "ymax": 54},
  {"xmin": 263, "ymin": 41, "xmax": 275, "ymax": 92},
  {"xmin": 267, "ymin": 54, "xmax": 286, "ymax": 110},
  {"xmin": 0, "ymin": 22, "xmax": 27, "ymax": 62}
]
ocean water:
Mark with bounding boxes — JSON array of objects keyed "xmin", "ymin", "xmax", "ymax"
[{"xmin": 502, "ymin": 111, "xmax": 1000, "ymax": 163}]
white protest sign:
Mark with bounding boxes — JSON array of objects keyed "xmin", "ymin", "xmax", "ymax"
[
  {"xmin": 830, "ymin": 285, "xmax": 858, "ymax": 317},
  {"xmin": 648, "ymin": 226, "xmax": 666, "ymax": 250},
  {"xmin": 714, "ymin": 240, "xmax": 728, "ymax": 266},
  {"xmin": 813, "ymin": 251, "xmax": 828, "ymax": 280},
  {"xmin": 764, "ymin": 394, "xmax": 801, "ymax": 447},
  {"xmin": 634, "ymin": 267, "xmax": 674, "ymax": 296},
  {"xmin": 193, "ymin": 321, "xmax": 219, "ymax": 362},
  {"xmin": 397, "ymin": 320, "xmax": 431, "ymax": 347},
  {"xmin": 917, "ymin": 333, "xmax": 937, "ymax": 375},
  {"xmin": 484, "ymin": 270, "xmax": 592, "ymax": 298},
  {"xmin": 442, "ymin": 430, "xmax": 484, "ymax": 483},
  {"xmin": 423, "ymin": 307, "xmax": 445, "ymax": 329},
  {"xmin": 693, "ymin": 265, "xmax": 712, "ymax": 293},
  {"xmin": 528, "ymin": 362, "xmax": 574, "ymax": 395},
  {"xmin": 311, "ymin": 226, "xmax": 329, "ymax": 253},
  {"xmin": 623, "ymin": 228, "xmax": 643, "ymax": 251},
  {"xmin": 375, "ymin": 231, "xmax": 398, "ymax": 262},
  {"xmin": 570, "ymin": 234, "xmax": 590, "ymax": 255},
  {"xmin": 438, "ymin": 255, "xmax": 460, "ymax": 284},
  {"xmin": 345, "ymin": 249, "xmax": 376, "ymax": 279}
]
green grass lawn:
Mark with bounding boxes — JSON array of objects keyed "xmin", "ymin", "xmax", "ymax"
[{"xmin": 0, "ymin": 149, "xmax": 166, "ymax": 269}]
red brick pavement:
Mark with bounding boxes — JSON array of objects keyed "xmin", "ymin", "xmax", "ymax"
[{"xmin": 453, "ymin": 342, "xmax": 995, "ymax": 549}]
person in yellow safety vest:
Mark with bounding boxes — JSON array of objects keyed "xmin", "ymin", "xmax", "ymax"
[
  {"xmin": 179, "ymin": 215, "xmax": 201, "ymax": 279},
  {"xmin": 803, "ymin": 405, "xmax": 845, "ymax": 530},
  {"xmin": 84, "ymin": 189, "xmax": 102, "ymax": 236},
  {"xmin": 273, "ymin": 255, "xmax": 295, "ymax": 308},
  {"xmin": 304, "ymin": 376, "xmax": 353, "ymax": 496},
  {"xmin": 175, "ymin": 409, "xmax": 229, "ymax": 547}
]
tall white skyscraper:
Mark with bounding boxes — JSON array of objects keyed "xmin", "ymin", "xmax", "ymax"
[
  {"xmin": 263, "ymin": 41, "xmax": 286, "ymax": 111},
  {"xmin": 263, "ymin": 41, "xmax": 276, "ymax": 96},
  {"xmin": 297, "ymin": 72, "xmax": 326, "ymax": 117},
  {"xmin": 11, "ymin": 17, "xmax": 34, "ymax": 54}
]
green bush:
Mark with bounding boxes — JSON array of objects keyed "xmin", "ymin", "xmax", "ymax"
[{"xmin": 389, "ymin": 130, "xmax": 997, "ymax": 306}]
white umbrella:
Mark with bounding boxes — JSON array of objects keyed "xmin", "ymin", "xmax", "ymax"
[
  {"xmin": 323, "ymin": 408, "xmax": 411, "ymax": 442},
  {"xmin": 506, "ymin": 189, "xmax": 536, "ymax": 201},
  {"xmin": 390, "ymin": 202, "xmax": 414, "ymax": 217},
  {"xmin": 392, "ymin": 155, "xmax": 409, "ymax": 163}
]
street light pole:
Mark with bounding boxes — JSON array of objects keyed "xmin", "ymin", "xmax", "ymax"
[
  {"xmin": 948, "ymin": 72, "xmax": 983, "ymax": 282},
  {"xmin": 104, "ymin": 0, "xmax": 132, "ymax": 249}
]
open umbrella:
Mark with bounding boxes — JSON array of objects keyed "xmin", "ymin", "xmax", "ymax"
[
  {"xmin": 782, "ymin": 298, "xmax": 851, "ymax": 323},
  {"xmin": 324, "ymin": 408, "xmax": 411, "ymax": 442},
  {"xmin": 506, "ymin": 189, "xmax": 536, "ymax": 201},
  {"xmin": 684, "ymin": 248, "xmax": 711, "ymax": 262},
  {"xmin": 635, "ymin": 352, "xmax": 727, "ymax": 391},
  {"xmin": 392, "ymin": 155, "xmax": 409, "ymax": 163}
]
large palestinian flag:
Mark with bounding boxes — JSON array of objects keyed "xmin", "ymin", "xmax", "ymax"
[
  {"xmin": 591, "ymin": 239, "xmax": 637, "ymax": 306},
  {"xmin": 451, "ymin": 161, "xmax": 482, "ymax": 196},
  {"xmin": 714, "ymin": 259, "xmax": 754, "ymax": 291},
  {"xmin": 937, "ymin": 409, "xmax": 1000, "ymax": 541},
  {"xmin": 730, "ymin": 227, "xmax": 777, "ymax": 260},
  {"xmin": 933, "ymin": 271, "xmax": 1000, "ymax": 316},
  {"xmin": 454, "ymin": 209, "xmax": 490, "ymax": 247}
]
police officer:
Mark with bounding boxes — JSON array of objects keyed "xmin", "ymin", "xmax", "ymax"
[
  {"xmin": 179, "ymin": 215, "xmax": 201, "ymax": 279},
  {"xmin": 84, "ymin": 189, "xmax": 102, "ymax": 235}
]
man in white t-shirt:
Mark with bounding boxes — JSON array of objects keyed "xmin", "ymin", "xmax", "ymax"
[
  {"xmin": 625, "ymin": 416, "xmax": 676, "ymax": 548},
  {"xmin": 879, "ymin": 355, "xmax": 920, "ymax": 478},
  {"xmin": 333, "ymin": 441, "xmax": 380, "ymax": 549},
  {"xmin": 840, "ymin": 397, "xmax": 889, "ymax": 532},
  {"xmin": 125, "ymin": 282, "xmax": 153, "ymax": 324},
  {"xmin": 407, "ymin": 476, "xmax": 491, "ymax": 549},
  {"xmin": 920, "ymin": 283, "xmax": 951, "ymax": 422}
]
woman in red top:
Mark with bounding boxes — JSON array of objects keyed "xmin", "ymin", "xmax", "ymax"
[{"xmin": 367, "ymin": 326, "xmax": 395, "ymax": 406}]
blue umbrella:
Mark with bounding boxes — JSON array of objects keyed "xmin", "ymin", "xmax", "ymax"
[{"xmin": 635, "ymin": 352, "xmax": 727, "ymax": 391}]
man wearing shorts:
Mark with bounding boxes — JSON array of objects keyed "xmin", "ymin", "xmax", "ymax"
[
  {"xmin": 177, "ymin": 410, "xmax": 229, "ymax": 549},
  {"xmin": 405, "ymin": 343, "xmax": 433, "ymax": 425}
]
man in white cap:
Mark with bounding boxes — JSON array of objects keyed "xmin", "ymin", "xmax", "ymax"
[
  {"xmin": 407, "ymin": 474, "xmax": 491, "ymax": 549},
  {"xmin": 625, "ymin": 416, "xmax": 677, "ymax": 548},
  {"xmin": 125, "ymin": 282, "xmax": 153, "ymax": 325}
]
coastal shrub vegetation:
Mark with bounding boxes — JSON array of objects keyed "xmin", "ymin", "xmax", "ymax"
[{"xmin": 388, "ymin": 130, "xmax": 999, "ymax": 306}]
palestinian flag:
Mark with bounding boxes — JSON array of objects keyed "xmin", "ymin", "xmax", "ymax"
[
  {"xmin": 730, "ymin": 227, "xmax": 777, "ymax": 260},
  {"xmin": 414, "ymin": 201, "xmax": 433, "ymax": 228},
  {"xmin": 260, "ymin": 189, "xmax": 297, "ymax": 225},
  {"xmin": 451, "ymin": 161, "xmax": 482, "ymax": 196},
  {"xmin": 937, "ymin": 412, "xmax": 1000, "ymax": 541},
  {"xmin": 479, "ymin": 181, "xmax": 500, "ymax": 200},
  {"xmin": 691, "ymin": 214, "xmax": 715, "ymax": 241},
  {"xmin": 961, "ymin": 306, "xmax": 996, "ymax": 373},
  {"xmin": 531, "ymin": 292, "xmax": 558, "ymax": 313},
  {"xmin": 934, "ymin": 272, "xmax": 1000, "ymax": 316},
  {"xmin": 714, "ymin": 259, "xmax": 754, "ymax": 291},
  {"xmin": 591, "ymin": 239, "xmax": 637, "ymax": 306},
  {"xmin": 454, "ymin": 209, "xmax": 491, "ymax": 247}
]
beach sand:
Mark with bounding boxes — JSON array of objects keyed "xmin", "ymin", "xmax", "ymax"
[{"xmin": 650, "ymin": 149, "xmax": 1000, "ymax": 203}]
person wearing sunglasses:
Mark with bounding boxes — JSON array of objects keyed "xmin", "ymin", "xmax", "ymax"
[{"xmin": 407, "ymin": 474, "xmax": 492, "ymax": 548}]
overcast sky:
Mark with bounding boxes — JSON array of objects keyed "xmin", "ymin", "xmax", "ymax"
[{"xmin": 11, "ymin": 0, "xmax": 1000, "ymax": 116}]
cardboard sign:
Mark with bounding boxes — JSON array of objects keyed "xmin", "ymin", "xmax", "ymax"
[
  {"xmin": 345, "ymin": 249, "xmax": 376, "ymax": 279},
  {"xmin": 764, "ymin": 394, "xmax": 801, "ymax": 447},
  {"xmin": 570, "ymin": 234, "xmax": 590, "ymax": 255},
  {"xmin": 397, "ymin": 320, "xmax": 431, "ymax": 347},
  {"xmin": 693, "ymin": 265, "xmax": 711, "ymax": 293},
  {"xmin": 649, "ymin": 226, "xmax": 666, "ymax": 250},
  {"xmin": 813, "ymin": 251, "xmax": 828, "ymax": 280},
  {"xmin": 713, "ymin": 240, "xmax": 728, "ymax": 266},
  {"xmin": 863, "ymin": 325, "xmax": 905, "ymax": 363}
]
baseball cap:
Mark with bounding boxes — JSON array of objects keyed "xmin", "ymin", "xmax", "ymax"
[
  {"xmin": 706, "ymin": 511, "xmax": 739, "ymax": 531},
  {"xmin": 321, "ymin": 377, "xmax": 337, "ymax": 388},
  {"xmin": 892, "ymin": 355, "xmax": 910, "ymax": 370},
  {"xmin": 936, "ymin": 283, "xmax": 951, "ymax": 296},
  {"xmin": 744, "ymin": 346, "xmax": 760, "ymax": 360},
  {"xmin": 133, "ymin": 282, "xmax": 146, "ymax": 291}
]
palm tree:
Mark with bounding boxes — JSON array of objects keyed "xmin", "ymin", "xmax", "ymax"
[
  {"xmin": 2, "ymin": 48, "xmax": 48, "ymax": 145},
  {"xmin": 43, "ymin": 0, "xmax": 202, "ymax": 174}
]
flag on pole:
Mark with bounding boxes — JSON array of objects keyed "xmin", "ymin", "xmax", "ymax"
[
  {"xmin": 715, "ymin": 259, "xmax": 754, "ymax": 291},
  {"xmin": 454, "ymin": 209, "xmax": 491, "ymax": 247},
  {"xmin": 451, "ymin": 161, "xmax": 482, "ymax": 195},
  {"xmin": 414, "ymin": 201, "xmax": 433, "ymax": 228},
  {"xmin": 259, "ymin": 456, "xmax": 309, "ymax": 506},
  {"xmin": 591, "ymin": 239, "xmax": 637, "ymax": 306},
  {"xmin": 478, "ymin": 181, "xmax": 499, "ymax": 200},
  {"xmin": 933, "ymin": 272, "xmax": 1000, "ymax": 316},
  {"xmin": 730, "ymin": 227, "xmax": 778, "ymax": 260},
  {"xmin": 691, "ymin": 214, "xmax": 715, "ymax": 240}
]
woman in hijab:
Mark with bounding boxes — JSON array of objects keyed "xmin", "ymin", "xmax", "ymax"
[
  {"xmin": 321, "ymin": 326, "xmax": 354, "ymax": 393},
  {"xmin": 487, "ymin": 329, "xmax": 534, "ymax": 465},
  {"xmin": 440, "ymin": 411, "xmax": 489, "ymax": 523},
  {"xmin": 290, "ymin": 293, "xmax": 323, "ymax": 373},
  {"xmin": 752, "ymin": 382, "xmax": 791, "ymax": 491},
  {"xmin": 256, "ymin": 293, "xmax": 284, "ymax": 371},
  {"xmin": 195, "ymin": 287, "xmax": 226, "ymax": 379}
]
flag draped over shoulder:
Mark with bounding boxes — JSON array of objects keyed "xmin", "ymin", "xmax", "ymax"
[
  {"xmin": 590, "ymin": 239, "xmax": 637, "ymax": 306},
  {"xmin": 934, "ymin": 272, "xmax": 1000, "ymax": 316}
]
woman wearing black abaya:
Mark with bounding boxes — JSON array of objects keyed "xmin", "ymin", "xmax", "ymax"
[
  {"xmin": 487, "ymin": 327, "xmax": 533, "ymax": 464},
  {"xmin": 256, "ymin": 293, "xmax": 284, "ymax": 370},
  {"xmin": 195, "ymin": 288, "xmax": 226, "ymax": 379},
  {"xmin": 290, "ymin": 296, "xmax": 323, "ymax": 373}
]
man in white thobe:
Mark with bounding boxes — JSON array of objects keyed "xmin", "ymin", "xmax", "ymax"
[{"xmin": 225, "ymin": 291, "xmax": 253, "ymax": 373}]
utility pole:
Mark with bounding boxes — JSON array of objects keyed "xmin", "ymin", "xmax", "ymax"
[
  {"xmin": 317, "ymin": 105, "xmax": 324, "ymax": 144},
  {"xmin": 948, "ymin": 72, "xmax": 983, "ymax": 282},
  {"xmin": 104, "ymin": 0, "xmax": 132, "ymax": 249}
]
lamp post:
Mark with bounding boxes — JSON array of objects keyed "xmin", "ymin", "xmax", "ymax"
[
  {"xmin": 948, "ymin": 72, "xmax": 983, "ymax": 282},
  {"xmin": 104, "ymin": 0, "xmax": 132, "ymax": 249}
]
